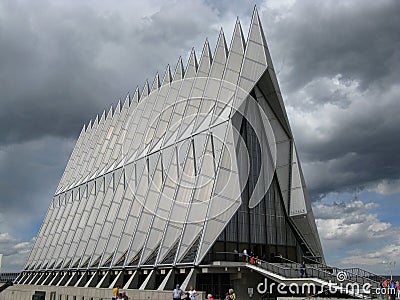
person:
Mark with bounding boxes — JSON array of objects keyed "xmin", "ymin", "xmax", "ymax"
[
  {"xmin": 188, "ymin": 286, "xmax": 199, "ymax": 300},
  {"xmin": 182, "ymin": 292, "xmax": 191, "ymax": 300},
  {"xmin": 229, "ymin": 288, "xmax": 236, "ymax": 300},
  {"xmin": 390, "ymin": 280, "xmax": 396, "ymax": 300},
  {"xmin": 207, "ymin": 294, "xmax": 214, "ymax": 300},
  {"xmin": 396, "ymin": 281, "xmax": 400, "ymax": 300},
  {"xmin": 225, "ymin": 293, "xmax": 231, "ymax": 300},
  {"xmin": 383, "ymin": 278, "xmax": 389, "ymax": 300},
  {"xmin": 117, "ymin": 293, "xmax": 123, "ymax": 300},
  {"xmin": 173, "ymin": 284, "xmax": 183, "ymax": 300},
  {"xmin": 122, "ymin": 291, "xmax": 128, "ymax": 300},
  {"xmin": 249, "ymin": 256, "xmax": 255, "ymax": 265},
  {"xmin": 243, "ymin": 249, "xmax": 248, "ymax": 262},
  {"xmin": 300, "ymin": 261, "xmax": 306, "ymax": 278},
  {"xmin": 257, "ymin": 256, "xmax": 262, "ymax": 266},
  {"xmin": 112, "ymin": 285, "xmax": 119, "ymax": 300}
]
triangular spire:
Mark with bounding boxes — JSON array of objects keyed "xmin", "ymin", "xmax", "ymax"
[
  {"xmin": 209, "ymin": 29, "xmax": 228, "ymax": 79},
  {"xmin": 161, "ymin": 65, "xmax": 172, "ymax": 85},
  {"xmin": 173, "ymin": 57, "xmax": 184, "ymax": 81},
  {"xmin": 240, "ymin": 7, "xmax": 292, "ymax": 135},
  {"xmin": 115, "ymin": 99, "xmax": 122, "ymax": 113},
  {"xmin": 246, "ymin": 7, "xmax": 271, "ymax": 67},
  {"xmin": 87, "ymin": 119, "xmax": 92, "ymax": 130},
  {"xmin": 184, "ymin": 48, "xmax": 198, "ymax": 79},
  {"xmin": 123, "ymin": 92, "xmax": 130, "ymax": 108},
  {"xmin": 132, "ymin": 86, "xmax": 140, "ymax": 104},
  {"xmin": 151, "ymin": 73, "xmax": 160, "ymax": 91},
  {"xmin": 141, "ymin": 80, "xmax": 150, "ymax": 99},
  {"xmin": 197, "ymin": 39, "xmax": 212, "ymax": 77},
  {"xmin": 107, "ymin": 105, "xmax": 113, "ymax": 119},
  {"xmin": 90, "ymin": 110, "xmax": 106, "ymax": 131},
  {"xmin": 230, "ymin": 18, "xmax": 246, "ymax": 55},
  {"xmin": 99, "ymin": 110, "xmax": 106, "ymax": 123},
  {"xmin": 237, "ymin": 7, "xmax": 271, "ymax": 92},
  {"xmin": 88, "ymin": 115, "xmax": 98, "ymax": 132},
  {"xmin": 224, "ymin": 18, "xmax": 246, "ymax": 84}
]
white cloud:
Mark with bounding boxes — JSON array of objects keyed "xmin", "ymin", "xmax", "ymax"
[
  {"xmin": 14, "ymin": 242, "xmax": 32, "ymax": 250},
  {"xmin": 0, "ymin": 232, "xmax": 13, "ymax": 242},
  {"xmin": 0, "ymin": 233, "xmax": 34, "ymax": 272},
  {"xmin": 315, "ymin": 200, "xmax": 392, "ymax": 244},
  {"xmin": 342, "ymin": 243, "xmax": 400, "ymax": 270},
  {"xmin": 314, "ymin": 198, "xmax": 400, "ymax": 274},
  {"xmin": 371, "ymin": 179, "xmax": 400, "ymax": 196}
]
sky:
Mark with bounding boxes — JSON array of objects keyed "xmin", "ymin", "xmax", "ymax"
[{"xmin": 0, "ymin": 0, "xmax": 399, "ymax": 274}]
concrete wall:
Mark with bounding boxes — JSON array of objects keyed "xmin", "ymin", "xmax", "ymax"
[{"xmin": 0, "ymin": 285, "xmax": 205, "ymax": 300}]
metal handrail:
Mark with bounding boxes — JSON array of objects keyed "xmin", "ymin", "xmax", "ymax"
[
  {"xmin": 276, "ymin": 257, "xmax": 379, "ymax": 299},
  {"xmin": 0, "ymin": 280, "xmax": 13, "ymax": 293},
  {"xmin": 247, "ymin": 255, "xmax": 339, "ymax": 283},
  {"xmin": 342, "ymin": 267, "xmax": 385, "ymax": 283},
  {"xmin": 304, "ymin": 256, "xmax": 381, "ymax": 288},
  {"xmin": 212, "ymin": 252, "xmax": 379, "ymax": 298}
]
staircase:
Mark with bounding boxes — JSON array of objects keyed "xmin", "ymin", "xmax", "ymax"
[
  {"xmin": 304, "ymin": 257, "xmax": 383, "ymax": 287},
  {"xmin": 243, "ymin": 255, "xmax": 382, "ymax": 299}
]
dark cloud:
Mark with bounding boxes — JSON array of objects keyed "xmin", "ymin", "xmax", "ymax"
[
  {"xmin": 296, "ymin": 84, "xmax": 400, "ymax": 198},
  {"xmin": 0, "ymin": 137, "xmax": 73, "ymax": 238},
  {"xmin": 0, "ymin": 0, "xmax": 219, "ymax": 146},
  {"xmin": 302, "ymin": 92, "xmax": 399, "ymax": 197},
  {"xmin": 258, "ymin": 0, "xmax": 400, "ymax": 199},
  {"xmin": 0, "ymin": 1, "xmax": 118, "ymax": 144},
  {"xmin": 262, "ymin": 0, "xmax": 400, "ymax": 91}
]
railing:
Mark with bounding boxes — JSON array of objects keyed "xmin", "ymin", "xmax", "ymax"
[
  {"xmin": 0, "ymin": 280, "xmax": 13, "ymax": 293},
  {"xmin": 247, "ymin": 254, "xmax": 381, "ymax": 298},
  {"xmin": 342, "ymin": 267, "xmax": 385, "ymax": 283},
  {"xmin": 247, "ymin": 256, "xmax": 371, "ymax": 298},
  {"xmin": 302, "ymin": 255, "xmax": 384, "ymax": 285},
  {"xmin": 256, "ymin": 260, "xmax": 299, "ymax": 278},
  {"xmin": 211, "ymin": 252, "xmax": 381, "ymax": 298},
  {"xmin": 244, "ymin": 255, "xmax": 338, "ymax": 284},
  {"xmin": 304, "ymin": 256, "xmax": 381, "ymax": 288},
  {"xmin": 302, "ymin": 256, "xmax": 383, "ymax": 299}
]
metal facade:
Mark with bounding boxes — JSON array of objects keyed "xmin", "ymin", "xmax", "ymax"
[{"xmin": 23, "ymin": 8, "xmax": 323, "ymax": 276}]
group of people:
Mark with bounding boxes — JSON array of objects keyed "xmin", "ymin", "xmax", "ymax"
[
  {"xmin": 241, "ymin": 249, "xmax": 262, "ymax": 266},
  {"xmin": 382, "ymin": 279, "xmax": 400, "ymax": 300},
  {"xmin": 172, "ymin": 284, "xmax": 199, "ymax": 300},
  {"xmin": 223, "ymin": 288, "xmax": 236, "ymax": 300},
  {"xmin": 173, "ymin": 284, "xmax": 236, "ymax": 300},
  {"xmin": 112, "ymin": 285, "xmax": 128, "ymax": 300}
]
